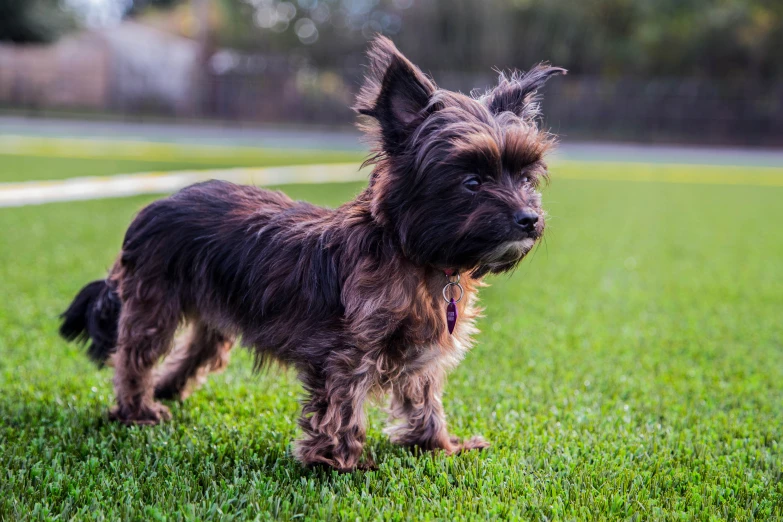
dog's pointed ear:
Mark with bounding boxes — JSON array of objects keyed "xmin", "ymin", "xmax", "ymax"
[
  {"xmin": 354, "ymin": 36, "xmax": 437, "ymax": 153},
  {"xmin": 483, "ymin": 65, "xmax": 566, "ymax": 120}
]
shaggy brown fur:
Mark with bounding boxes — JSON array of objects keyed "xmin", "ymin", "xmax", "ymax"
[{"xmin": 59, "ymin": 37, "xmax": 564, "ymax": 472}]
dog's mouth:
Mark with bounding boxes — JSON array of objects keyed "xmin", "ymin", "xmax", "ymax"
[{"xmin": 480, "ymin": 238, "xmax": 536, "ymax": 267}]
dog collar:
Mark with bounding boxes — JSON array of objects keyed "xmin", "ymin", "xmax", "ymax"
[{"xmin": 442, "ymin": 270, "xmax": 463, "ymax": 334}]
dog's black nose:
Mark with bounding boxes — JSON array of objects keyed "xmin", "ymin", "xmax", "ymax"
[{"xmin": 514, "ymin": 210, "xmax": 539, "ymax": 230}]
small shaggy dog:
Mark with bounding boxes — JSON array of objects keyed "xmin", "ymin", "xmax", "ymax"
[{"xmin": 60, "ymin": 37, "xmax": 564, "ymax": 472}]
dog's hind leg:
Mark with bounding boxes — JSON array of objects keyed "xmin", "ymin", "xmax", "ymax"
[
  {"xmin": 153, "ymin": 322, "xmax": 234, "ymax": 401},
  {"xmin": 109, "ymin": 292, "xmax": 180, "ymax": 425}
]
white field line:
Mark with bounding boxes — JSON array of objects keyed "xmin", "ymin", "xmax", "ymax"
[
  {"xmin": 0, "ymin": 163, "xmax": 370, "ymax": 208},
  {"xmin": 3, "ymin": 158, "xmax": 782, "ymax": 209}
]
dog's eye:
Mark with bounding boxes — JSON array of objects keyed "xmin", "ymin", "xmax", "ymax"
[
  {"xmin": 519, "ymin": 173, "xmax": 540, "ymax": 188},
  {"xmin": 463, "ymin": 176, "xmax": 482, "ymax": 192}
]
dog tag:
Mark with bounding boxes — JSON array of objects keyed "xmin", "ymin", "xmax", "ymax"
[{"xmin": 446, "ymin": 298, "xmax": 457, "ymax": 334}]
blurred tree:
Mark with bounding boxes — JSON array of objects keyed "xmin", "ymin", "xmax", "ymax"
[
  {"xmin": 129, "ymin": 0, "xmax": 182, "ymax": 15},
  {"xmin": 0, "ymin": 0, "xmax": 75, "ymax": 43},
  {"xmin": 202, "ymin": 0, "xmax": 783, "ymax": 81},
  {"xmin": 4, "ymin": 0, "xmax": 779, "ymax": 80}
]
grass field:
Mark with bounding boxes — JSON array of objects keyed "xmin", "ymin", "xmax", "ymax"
[{"xmin": 1, "ymin": 151, "xmax": 782, "ymax": 520}]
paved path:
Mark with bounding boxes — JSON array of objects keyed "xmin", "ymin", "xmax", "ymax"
[{"xmin": 553, "ymin": 142, "xmax": 783, "ymax": 168}]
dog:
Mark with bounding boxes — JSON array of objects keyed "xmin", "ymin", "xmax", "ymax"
[{"xmin": 59, "ymin": 36, "xmax": 564, "ymax": 472}]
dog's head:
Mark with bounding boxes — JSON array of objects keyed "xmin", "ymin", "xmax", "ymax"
[{"xmin": 356, "ymin": 37, "xmax": 564, "ymax": 276}]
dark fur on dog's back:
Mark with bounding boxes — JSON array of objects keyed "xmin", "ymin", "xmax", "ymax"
[
  {"xmin": 59, "ymin": 36, "xmax": 564, "ymax": 471},
  {"xmin": 119, "ymin": 180, "xmax": 394, "ymax": 365}
]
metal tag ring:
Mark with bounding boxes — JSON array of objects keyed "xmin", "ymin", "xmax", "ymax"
[{"xmin": 442, "ymin": 282, "xmax": 464, "ymax": 303}]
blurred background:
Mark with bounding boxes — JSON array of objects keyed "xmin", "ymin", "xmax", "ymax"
[{"xmin": 1, "ymin": 0, "xmax": 782, "ymax": 146}]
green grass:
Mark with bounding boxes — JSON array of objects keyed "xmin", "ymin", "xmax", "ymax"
[
  {"xmin": 0, "ymin": 149, "xmax": 363, "ymax": 183},
  {"xmin": 1, "ymin": 160, "xmax": 782, "ymax": 520}
]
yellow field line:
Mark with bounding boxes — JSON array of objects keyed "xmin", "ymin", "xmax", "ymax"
[
  {"xmin": 0, "ymin": 135, "xmax": 351, "ymax": 164},
  {"xmin": 2, "ymin": 135, "xmax": 782, "ymax": 185},
  {"xmin": 1, "ymin": 134, "xmax": 782, "ymax": 207},
  {"xmin": 554, "ymin": 160, "xmax": 783, "ymax": 187}
]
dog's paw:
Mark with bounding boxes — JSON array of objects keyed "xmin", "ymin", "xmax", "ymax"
[
  {"xmin": 448, "ymin": 435, "xmax": 490, "ymax": 453},
  {"xmin": 356, "ymin": 458, "xmax": 378, "ymax": 472},
  {"xmin": 306, "ymin": 461, "xmax": 360, "ymax": 474},
  {"xmin": 108, "ymin": 402, "xmax": 171, "ymax": 426},
  {"xmin": 150, "ymin": 401, "xmax": 172, "ymax": 421}
]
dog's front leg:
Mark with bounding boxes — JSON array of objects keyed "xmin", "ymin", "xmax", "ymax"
[
  {"xmin": 386, "ymin": 369, "xmax": 489, "ymax": 454},
  {"xmin": 294, "ymin": 366, "xmax": 373, "ymax": 472}
]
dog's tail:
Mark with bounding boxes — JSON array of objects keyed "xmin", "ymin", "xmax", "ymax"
[{"xmin": 59, "ymin": 279, "xmax": 121, "ymax": 366}]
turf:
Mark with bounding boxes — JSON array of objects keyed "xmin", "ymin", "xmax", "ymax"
[
  {"xmin": 1, "ymin": 162, "xmax": 782, "ymax": 520},
  {"xmin": 0, "ymin": 149, "xmax": 363, "ymax": 183}
]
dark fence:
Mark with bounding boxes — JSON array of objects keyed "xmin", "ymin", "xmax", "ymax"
[
  {"xmin": 1, "ymin": 42, "xmax": 781, "ymax": 146},
  {"xmin": 541, "ymin": 77, "xmax": 783, "ymax": 147},
  {"xmin": 202, "ymin": 68, "xmax": 783, "ymax": 147}
]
